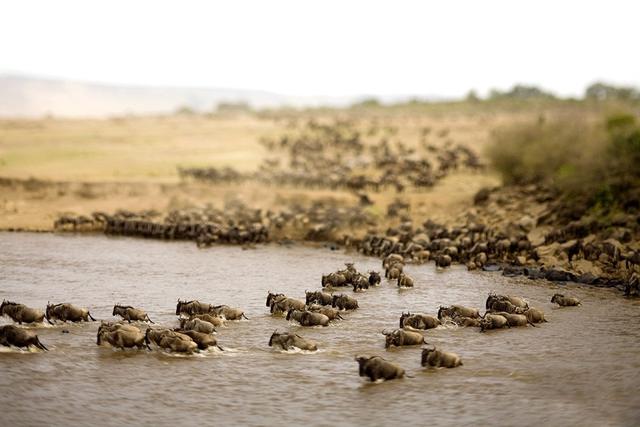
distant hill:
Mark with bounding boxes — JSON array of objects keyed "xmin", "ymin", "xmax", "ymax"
[{"xmin": 0, "ymin": 74, "xmax": 359, "ymax": 118}]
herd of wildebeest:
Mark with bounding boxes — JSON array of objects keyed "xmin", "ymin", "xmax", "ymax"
[
  {"xmin": 179, "ymin": 120, "xmax": 483, "ymax": 193},
  {"xmin": 53, "ymin": 205, "xmax": 640, "ymax": 298},
  {"xmin": 1, "ymin": 251, "xmax": 586, "ymax": 382},
  {"xmin": 49, "ymin": 118, "xmax": 640, "ymax": 299}
]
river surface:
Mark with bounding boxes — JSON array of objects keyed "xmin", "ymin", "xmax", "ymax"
[{"xmin": 0, "ymin": 233, "xmax": 639, "ymax": 427}]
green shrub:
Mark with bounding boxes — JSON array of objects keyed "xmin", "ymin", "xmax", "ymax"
[{"xmin": 487, "ymin": 111, "xmax": 640, "ymax": 212}]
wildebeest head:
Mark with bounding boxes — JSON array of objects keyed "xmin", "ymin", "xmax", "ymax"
[
  {"xmin": 0, "ymin": 300, "xmax": 19, "ymax": 315},
  {"xmin": 112, "ymin": 304, "xmax": 130, "ymax": 316},
  {"xmin": 331, "ymin": 295, "xmax": 339, "ymax": 307},
  {"xmin": 305, "ymin": 291, "xmax": 314, "ymax": 305},
  {"xmin": 268, "ymin": 330, "xmax": 279, "ymax": 347},
  {"xmin": 485, "ymin": 292, "xmax": 498, "ymax": 309},
  {"xmin": 399, "ymin": 312, "xmax": 411, "ymax": 328},
  {"xmin": 550, "ymin": 294, "xmax": 563, "ymax": 304},
  {"xmin": 321, "ymin": 275, "xmax": 328, "ymax": 287},
  {"xmin": 421, "ymin": 345, "xmax": 437, "ymax": 365},
  {"xmin": 176, "ymin": 299, "xmax": 184, "ymax": 315},
  {"xmin": 45, "ymin": 302, "xmax": 55, "ymax": 321},
  {"xmin": 368, "ymin": 271, "xmax": 381, "ymax": 285},
  {"xmin": 285, "ymin": 309, "xmax": 294, "ymax": 321},
  {"xmin": 382, "ymin": 329, "xmax": 398, "ymax": 348},
  {"xmin": 266, "ymin": 292, "xmax": 282, "ymax": 307},
  {"xmin": 355, "ymin": 356, "xmax": 370, "ymax": 376},
  {"xmin": 437, "ymin": 306, "xmax": 446, "ymax": 320}
]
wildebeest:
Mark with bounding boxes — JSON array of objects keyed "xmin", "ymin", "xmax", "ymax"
[
  {"xmin": 550, "ymin": 294, "xmax": 581, "ymax": 307},
  {"xmin": 0, "ymin": 300, "xmax": 45, "ymax": 324},
  {"xmin": 112, "ymin": 304, "xmax": 154, "ymax": 323},
  {"xmin": 368, "ymin": 271, "xmax": 381, "ymax": 287},
  {"xmin": 269, "ymin": 293, "xmax": 306, "ymax": 314},
  {"xmin": 448, "ymin": 315, "xmax": 482, "ymax": 327},
  {"xmin": 355, "ymin": 355, "xmax": 405, "ymax": 381},
  {"xmin": 486, "ymin": 293, "xmax": 528, "ymax": 310},
  {"xmin": 492, "ymin": 312, "xmax": 533, "ymax": 327},
  {"xmin": 437, "ymin": 305, "xmax": 481, "ymax": 320},
  {"xmin": 382, "ymin": 328, "xmax": 426, "ymax": 348},
  {"xmin": 0, "ymin": 325, "xmax": 48, "ymax": 351},
  {"xmin": 352, "ymin": 274, "xmax": 370, "ymax": 292},
  {"xmin": 385, "ymin": 262, "xmax": 403, "ymax": 279},
  {"xmin": 435, "ymin": 254, "xmax": 452, "ymax": 268},
  {"xmin": 397, "ymin": 273, "xmax": 414, "ymax": 288},
  {"xmin": 332, "ymin": 294, "xmax": 359, "ymax": 310},
  {"xmin": 175, "ymin": 299, "xmax": 214, "ymax": 316},
  {"xmin": 307, "ymin": 304, "xmax": 343, "ymax": 320},
  {"xmin": 175, "ymin": 329, "xmax": 223, "ymax": 350},
  {"xmin": 145, "ymin": 328, "xmax": 198, "ymax": 353},
  {"xmin": 266, "ymin": 292, "xmax": 284, "ymax": 307},
  {"xmin": 479, "ymin": 314, "xmax": 510, "ymax": 331},
  {"xmin": 190, "ymin": 313, "xmax": 225, "ymax": 327},
  {"xmin": 97, "ymin": 324, "xmax": 146, "ymax": 349},
  {"xmin": 98, "ymin": 321, "xmax": 141, "ymax": 335},
  {"xmin": 399, "ymin": 312, "xmax": 440, "ymax": 330},
  {"xmin": 485, "ymin": 296, "xmax": 522, "ymax": 314},
  {"xmin": 286, "ymin": 309, "xmax": 330, "ymax": 327},
  {"xmin": 46, "ymin": 302, "xmax": 96, "ymax": 323},
  {"xmin": 520, "ymin": 307, "xmax": 547, "ymax": 323},
  {"xmin": 210, "ymin": 305, "xmax": 248, "ymax": 320},
  {"xmin": 179, "ymin": 317, "xmax": 216, "ymax": 334},
  {"xmin": 383, "ymin": 253, "xmax": 404, "ymax": 269},
  {"xmin": 269, "ymin": 330, "xmax": 318, "ymax": 351},
  {"xmin": 305, "ymin": 290, "xmax": 333, "ymax": 306},
  {"xmin": 624, "ymin": 272, "xmax": 639, "ymax": 297},
  {"xmin": 421, "ymin": 345, "xmax": 462, "ymax": 368},
  {"xmin": 322, "ymin": 272, "xmax": 347, "ymax": 287}
]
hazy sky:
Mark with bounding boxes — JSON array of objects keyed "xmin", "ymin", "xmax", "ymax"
[{"xmin": 1, "ymin": 0, "xmax": 638, "ymax": 98}]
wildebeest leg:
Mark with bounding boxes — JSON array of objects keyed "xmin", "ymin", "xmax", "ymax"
[{"xmin": 34, "ymin": 338, "xmax": 48, "ymax": 351}]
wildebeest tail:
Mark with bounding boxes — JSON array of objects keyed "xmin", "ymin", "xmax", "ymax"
[
  {"xmin": 241, "ymin": 313, "xmax": 249, "ymax": 320},
  {"xmin": 88, "ymin": 312, "xmax": 97, "ymax": 321}
]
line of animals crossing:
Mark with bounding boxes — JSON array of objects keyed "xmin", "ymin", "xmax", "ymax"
[{"xmin": 1, "ymin": 254, "xmax": 582, "ymax": 381}]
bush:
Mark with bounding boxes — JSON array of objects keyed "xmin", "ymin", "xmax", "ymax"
[
  {"xmin": 487, "ymin": 113, "xmax": 602, "ymax": 186},
  {"xmin": 487, "ymin": 111, "xmax": 640, "ymax": 212}
]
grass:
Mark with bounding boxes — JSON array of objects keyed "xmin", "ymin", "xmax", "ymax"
[{"xmin": 0, "ymin": 115, "xmax": 278, "ymax": 181}]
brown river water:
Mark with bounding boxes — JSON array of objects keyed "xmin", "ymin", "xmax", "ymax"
[{"xmin": 1, "ymin": 233, "xmax": 639, "ymax": 427}]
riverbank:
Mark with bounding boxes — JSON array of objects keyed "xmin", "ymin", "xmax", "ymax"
[{"xmin": 1, "ymin": 107, "xmax": 638, "ymax": 293}]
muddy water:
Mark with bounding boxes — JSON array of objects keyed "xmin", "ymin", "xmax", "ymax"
[{"xmin": 0, "ymin": 233, "xmax": 639, "ymax": 427}]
